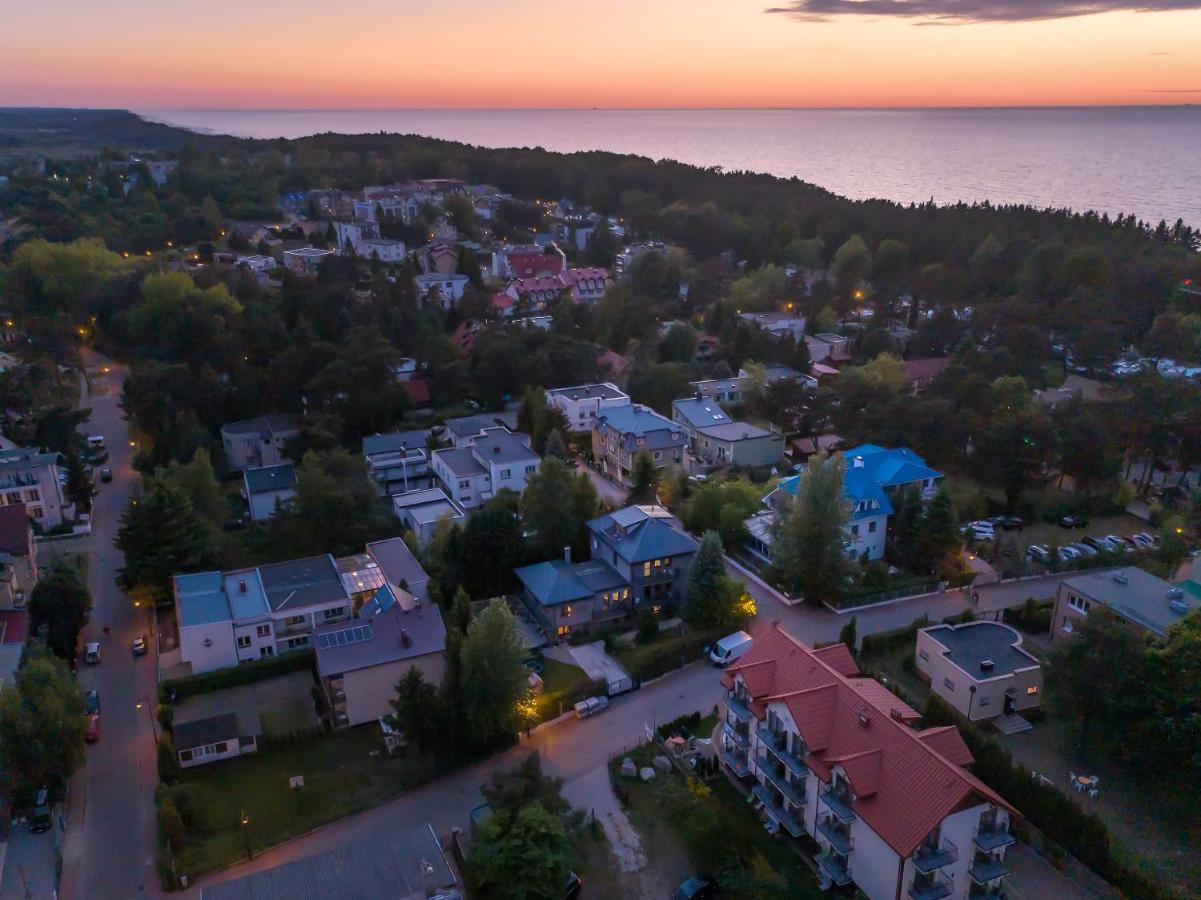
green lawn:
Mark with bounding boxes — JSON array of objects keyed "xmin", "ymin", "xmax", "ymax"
[
  {"xmin": 535, "ymin": 658, "xmax": 593, "ymax": 722},
  {"xmin": 612, "ymin": 745, "xmax": 825, "ymax": 900},
  {"xmin": 169, "ymin": 726, "xmax": 423, "ymax": 881}
]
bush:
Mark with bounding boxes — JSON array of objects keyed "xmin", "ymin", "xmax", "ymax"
[
  {"xmin": 158, "ymin": 797, "xmax": 186, "ymax": 853},
  {"xmin": 658, "ymin": 710, "xmax": 702, "ymax": 739},
  {"xmin": 159, "ymin": 650, "xmax": 314, "ymax": 701},
  {"xmin": 157, "ymin": 703, "xmax": 174, "ymax": 733},
  {"xmin": 157, "ymin": 735, "xmax": 180, "ymax": 783},
  {"xmin": 615, "ymin": 628, "xmax": 722, "ymax": 683},
  {"xmin": 637, "ymin": 609, "xmax": 660, "ymax": 644},
  {"xmin": 859, "ymin": 616, "xmax": 930, "ymax": 657},
  {"xmin": 1003, "ymin": 598, "xmax": 1053, "ymax": 634}
]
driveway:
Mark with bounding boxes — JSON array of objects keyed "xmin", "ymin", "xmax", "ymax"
[
  {"xmin": 557, "ymin": 641, "xmax": 632, "ymax": 692},
  {"xmin": 59, "ymin": 355, "xmax": 161, "ymax": 900},
  {"xmin": 1, "ymin": 813, "xmax": 64, "ymax": 900},
  {"xmin": 575, "ymin": 461, "xmax": 626, "ymax": 507},
  {"xmin": 186, "ymin": 659, "xmax": 724, "ymax": 896}
]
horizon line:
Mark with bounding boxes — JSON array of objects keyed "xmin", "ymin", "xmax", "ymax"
[{"xmin": 124, "ymin": 102, "xmax": 1201, "ymax": 113}]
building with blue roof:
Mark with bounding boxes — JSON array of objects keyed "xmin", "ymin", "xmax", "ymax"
[
  {"xmin": 745, "ymin": 445, "xmax": 942, "ymax": 563},
  {"xmin": 591, "ymin": 404, "xmax": 685, "ymax": 486}
]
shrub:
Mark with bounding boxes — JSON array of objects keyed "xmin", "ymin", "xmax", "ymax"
[
  {"xmin": 637, "ymin": 609, "xmax": 659, "ymax": 644},
  {"xmin": 158, "ymin": 797, "xmax": 186, "ymax": 853},
  {"xmin": 159, "ymin": 650, "xmax": 314, "ymax": 701},
  {"xmin": 157, "ymin": 703, "xmax": 173, "ymax": 733},
  {"xmin": 157, "ymin": 735, "xmax": 180, "ymax": 783}
]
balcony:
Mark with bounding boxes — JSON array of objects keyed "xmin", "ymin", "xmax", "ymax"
[
  {"xmin": 970, "ymin": 856, "xmax": 1010, "ymax": 884},
  {"xmin": 757, "ymin": 727, "xmax": 810, "ymax": 778},
  {"xmin": 755, "ymin": 756, "xmax": 806, "ymax": 807},
  {"xmin": 909, "ymin": 870, "xmax": 953, "ymax": 900},
  {"xmin": 723, "ymin": 720, "xmax": 750, "ymax": 749},
  {"xmin": 815, "ymin": 850, "xmax": 853, "ymax": 886},
  {"xmin": 820, "ymin": 788, "xmax": 857, "ymax": 824},
  {"xmin": 725, "ymin": 694, "xmax": 752, "ymax": 722},
  {"xmin": 751, "ymin": 782, "xmax": 805, "ymax": 838},
  {"xmin": 913, "ymin": 837, "xmax": 958, "ymax": 874},
  {"xmin": 718, "ymin": 744, "xmax": 751, "ymax": 778},
  {"xmin": 816, "ymin": 815, "xmax": 853, "ymax": 855},
  {"xmin": 974, "ymin": 826, "xmax": 1016, "ymax": 853}
]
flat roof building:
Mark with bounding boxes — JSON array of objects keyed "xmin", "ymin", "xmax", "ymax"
[
  {"xmin": 1052, "ymin": 566, "xmax": 1200, "ymax": 642},
  {"xmin": 916, "ymin": 621, "xmax": 1042, "ymax": 723}
]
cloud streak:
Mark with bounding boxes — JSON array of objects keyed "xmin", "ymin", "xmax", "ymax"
[{"xmin": 765, "ymin": 0, "xmax": 1201, "ymax": 23}]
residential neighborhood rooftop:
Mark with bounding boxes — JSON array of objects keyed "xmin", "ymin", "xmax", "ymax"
[
  {"xmin": 1061, "ymin": 566, "xmax": 1200, "ymax": 637},
  {"xmin": 672, "ymin": 397, "xmax": 733, "ymax": 430},
  {"xmin": 257, "ymin": 555, "xmax": 349, "ymax": 612},
  {"xmin": 922, "ymin": 621, "xmax": 1040, "ymax": 679},
  {"xmin": 515, "ymin": 558, "xmax": 626, "ymax": 607},
  {"xmin": 243, "ymin": 463, "xmax": 296, "ymax": 495},
  {"xmin": 173, "ymin": 713, "xmax": 240, "ymax": 752},
  {"xmin": 546, "ymin": 382, "xmax": 627, "ymax": 401},
  {"xmin": 362, "ymin": 430, "xmax": 429, "ymax": 457},
  {"xmin": 314, "ymin": 585, "xmax": 445, "ymax": 676},
  {"xmin": 588, "ymin": 505, "xmax": 698, "ymax": 564}
]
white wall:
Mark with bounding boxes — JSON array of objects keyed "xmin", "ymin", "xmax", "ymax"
[
  {"xmin": 847, "ymin": 513, "xmax": 888, "ymax": 560},
  {"xmin": 233, "ymin": 620, "xmax": 276, "ymax": 663},
  {"xmin": 180, "ymin": 620, "xmax": 239, "ymax": 674},
  {"xmin": 341, "ymin": 652, "xmax": 446, "ymax": 727},
  {"xmin": 248, "ymin": 488, "xmax": 294, "ymax": 521},
  {"xmin": 845, "ymin": 813, "xmax": 903, "ymax": 900},
  {"xmin": 179, "ymin": 736, "xmax": 256, "ymax": 768}
]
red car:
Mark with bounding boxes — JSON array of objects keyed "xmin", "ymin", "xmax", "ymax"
[{"xmin": 85, "ymin": 714, "xmax": 100, "ymax": 744}]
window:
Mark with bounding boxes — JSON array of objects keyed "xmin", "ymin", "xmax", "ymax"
[
  {"xmin": 562, "ymin": 604, "xmax": 573, "ymax": 618},
  {"xmin": 601, "ymin": 593, "xmax": 611, "ymax": 609},
  {"xmin": 1068, "ymin": 594, "xmax": 1091, "ymax": 613},
  {"xmin": 868, "ymin": 520, "xmax": 877, "ymax": 534},
  {"xmin": 214, "ymin": 741, "xmax": 228, "ymax": 754},
  {"xmin": 556, "ymin": 625, "xmax": 570, "ymax": 637},
  {"xmin": 654, "ymin": 558, "xmax": 663, "ymax": 568},
  {"xmin": 458, "ymin": 479, "xmax": 470, "ymax": 490},
  {"xmin": 850, "ymin": 524, "xmax": 859, "ymax": 536},
  {"xmin": 526, "ymin": 464, "xmax": 536, "ymax": 474},
  {"xmin": 285, "ymin": 615, "xmax": 305, "ymax": 626},
  {"xmin": 256, "ymin": 624, "xmax": 271, "ymax": 637},
  {"xmin": 30, "ymin": 507, "xmax": 43, "ymax": 519},
  {"xmin": 179, "ymin": 750, "xmax": 194, "ymax": 762},
  {"xmin": 323, "ymin": 607, "xmax": 345, "ymax": 620},
  {"xmin": 979, "ymin": 697, "xmax": 991, "ymax": 707},
  {"xmin": 918, "ymin": 649, "xmax": 929, "ymax": 661},
  {"xmin": 942, "ymin": 677, "xmax": 956, "ymax": 691},
  {"xmin": 1026, "ymin": 685, "xmax": 1039, "ymax": 695},
  {"xmin": 654, "ymin": 451, "xmax": 662, "ymax": 461},
  {"xmin": 5, "ymin": 492, "xmax": 19, "ymax": 504},
  {"xmin": 237, "ymin": 636, "xmax": 251, "ymax": 649},
  {"xmin": 25, "ymin": 489, "xmax": 39, "ymax": 502},
  {"xmin": 643, "ymin": 562, "xmax": 652, "ymax": 577},
  {"xmin": 500, "ymin": 468, "xmax": 511, "ymax": 480}
]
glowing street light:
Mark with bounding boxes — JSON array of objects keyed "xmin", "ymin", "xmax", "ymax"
[{"xmin": 240, "ymin": 811, "xmax": 253, "ymax": 860}]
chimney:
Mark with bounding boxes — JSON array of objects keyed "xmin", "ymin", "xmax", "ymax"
[
  {"xmin": 564, "ymin": 546, "xmax": 572, "ymax": 564},
  {"xmin": 399, "ymin": 628, "xmax": 412, "ymax": 649},
  {"xmin": 238, "ymin": 579, "xmax": 247, "ymax": 593},
  {"xmin": 980, "ymin": 659, "xmax": 995, "ymax": 673},
  {"xmin": 853, "ymin": 455, "xmax": 865, "ymax": 468}
]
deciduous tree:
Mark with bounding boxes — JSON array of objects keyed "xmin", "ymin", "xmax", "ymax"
[
  {"xmin": 459, "ymin": 600, "xmax": 528, "ymax": 750},
  {"xmin": 0, "ymin": 644, "xmax": 87, "ymax": 795},
  {"xmin": 772, "ymin": 451, "xmax": 849, "ymax": 605},
  {"xmin": 28, "ymin": 564, "xmax": 91, "ymax": 662}
]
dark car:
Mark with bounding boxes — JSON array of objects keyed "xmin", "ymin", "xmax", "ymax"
[
  {"xmin": 99, "ymin": 467, "xmax": 113, "ymax": 483},
  {"xmin": 132, "ymin": 634, "xmax": 148, "ymax": 656},
  {"xmin": 1000, "ymin": 516, "xmax": 1024, "ymax": 531},
  {"xmin": 564, "ymin": 871, "xmax": 582, "ymax": 900},
  {"xmin": 1059, "ymin": 514, "xmax": 1089, "ymax": 529},
  {"xmin": 674, "ymin": 875, "xmax": 717, "ymax": 900},
  {"xmin": 30, "ymin": 788, "xmax": 52, "ymax": 833},
  {"xmin": 84, "ymin": 689, "xmax": 100, "ymax": 715}
]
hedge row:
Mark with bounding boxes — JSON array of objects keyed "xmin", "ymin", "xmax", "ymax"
[
  {"xmin": 159, "ymin": 650, "xmax": 314, "ymax": 701},
  {"xmin": 922, "ymin": 694, "xmax": 1179, "ymax": 900},
  {"xmin": 615, "ymin": 627, "xmax": 723, "ymax": 683}
]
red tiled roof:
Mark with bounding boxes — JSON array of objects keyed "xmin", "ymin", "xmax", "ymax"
[
  {"xmin": 492, "ymin": 293, "xmax": 514, "ymax": 310},
  {"xmin": 450, "ymin": 320, "xmax": 482, "ymax": 356},
  {"xmin": 0, "ymin": 504, "xmax": 30, "ymax": 556},
  {"xmin": 916, "ymin": 726, "xmax": 975, "ymax": 767},
  {"xmin": 506, "ymin": 250, "xmax": 563, "ymax": 278},
  {"xmin": 813, "ymin": 643, "xmax": 858, "ymax": 677},
  {"xmin": 725, "ymin": 624, "xmax": 1019, "ymax": 857},
  {"xmin": 903, "ymin": 357, "xmax": 952, "ymax": 384},
  {"xmin": 845, "ymin": 678, "xmax": 921, "ymax": 723},
  {"xmin": 0, "ymin": 610, "xmax": 29, "ymax": 645},
  {"xmin": 401, "ymin": 378, "xmax": 431, "ymax": 408}
]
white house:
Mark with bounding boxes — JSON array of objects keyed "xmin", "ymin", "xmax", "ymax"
[
  {"xmin": 221, "ymin": 414, "xmax": 299, "ymax": 473},
  {"xmin": 363, "ymin": 431, "xmax": 432, "ymax": 497},
  {"xmin": 916, "ymin": 621, "xmax": 1043, "ymax": 723},
  {"xmin": 0, "ymin": 447, "xmax": 73, "ymax": 528},
  {"xmin": 242, "ymin": 463, "xmax": 297, "ymax": 521},
  {"xmin": 333, "ymin": 219, "xmax": 379, "ymax": 254},
  {"xmin": 720, "ymin": 624, "xmax": 1020, "ymax": 900},
  {"xmin": 431, "ymin": 428, "xmax": 540, "ymax": 509},
  {"xmin": 414, "ymin": 273, "xmax": 469, "ymax": 308},
  {"xmin": 283, "ymin": 247, "xmax": 336, "ymax": 277},
  {"xmin": 173, "ymin": 713, "xmax": 257, "ymax": 769},
  {"xmin": 545, "ymin": 383, "xmax": 631, "ymax": 433},
  {"xmin": 737, "ymin": 311, "xmax": 807, "ymax": 340},
  {"xmin": 392, "ymin": 489, "xmax": 466, "ymax": 548}
]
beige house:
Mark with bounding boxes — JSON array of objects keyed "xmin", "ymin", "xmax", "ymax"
[
  {"xmin": 1050, "ymin": 566, "xmax": 1199, "ymax": 643},
  {"xmin": 316, "ymin": 584, "xmax": 446, "ymax": 728},
  {"xmin": 916, "ymin": 622, "xmax": 1042, "ymax": 722}
]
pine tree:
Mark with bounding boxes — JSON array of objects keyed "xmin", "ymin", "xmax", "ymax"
[
  {"xmin": 389, "ymin": 666, "xmax": 445, "ymax": 755},
  {"xmin": 627, "ymin": 452, "xmax": 658, "ymax": 505},
  {"xmin": 459, "ymin": 600, "xmax": 528, "ymax": 750},
  {"xmin": 683, "ymin": 531, "xmax": 732, "ymax": 628},
  {"xmin": 28, "ymin": 564, "xmax": 92, "ymax": 662},
  {"xmin": 543, "ymin": 428, "xmax": 568, "ymax": 461},
  {"xmin": 838, "ymin": 615, "xmax": 858, "ymax": 654},
  {"xmin": 163, "ymin": 448, "xmax": 226, "ymax": 526},
  {"xmin": 772, "ymin": 451, "xmax": 849, "ymax": 606},
  {"xmin": 116, "ymin": 477, "xmax": 219, "ymax": 603},
  {"xmin": 917, "ymin": 487, "xmax": 962, "ymax": 577},
  {"xmin": 62, "ymin": 451, "xmax": 94, "ymax": 511}
]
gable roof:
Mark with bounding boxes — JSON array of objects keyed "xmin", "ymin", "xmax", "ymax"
[
  {"xmin": 243, "ymin": 463, "xmax": 296, "ymax": 495},
  {"xmin": 777, "ymin": 444, "xmax": 942, "ymax": 521},
  {"xmin": 723, "ymin": 624, "xmax": 1018, "ymax": 858},
  {"xmin": 515, "ymin": 559, "xmax": 626, "ymax": 607},
  {"xmin": 672, "ymin": 397, "xmax": 732, "ymax": 430},
  {"xmin": 587, "ymin": 505, "xmax": 699, "ymax": 564}
]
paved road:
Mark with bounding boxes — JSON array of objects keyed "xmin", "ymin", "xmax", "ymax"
[
  {"xmin": 59, "ymin": 356, "xmax": 160, "ymax": 900},
  {"xmin": 187, "ymin": 659, "xmax": 724, "ymax": 896}
]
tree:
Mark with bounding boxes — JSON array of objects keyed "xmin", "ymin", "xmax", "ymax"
[
  {"xmin": 1046, "ymin": 611, "xmax": 1148, "ymax": 755},
  {"xmin": 467, "ymin": 803, "xmax": 572, "ymax": 900},
  {"xmin": 831, "ymin": 235, "xmax": 871, "ymax": 304},
  {"xmin": 838, "ymin": 615, "xmax": 858, "ymax": 653},
  {"xmin": 269, "ymin": 449, "xmax": 388, "ymax": 557},
  {"xmin": 627, "ymin": 452, "xmax": 658, "ymax": 505},
  {"xmin": 522, "ymin": 457, "xmax": 595, "ymax": 560},
  {"xmin": 389, "ymin": 666, "xmax": 445, "ymax": 756},
  {"xmin": 62, "ymin": 450, "xmax": 94, "ymax": 511},
  {"xmin": 542, "ymin": 428, "xmax": 568, "ymax": 461},
  {"xmin": 916, "ymin": 487, "xmax": 962, "ymax": 578},
  {"xmin": 0, "ymin": 644, "xmax": 87, "ymax": 795},
  {"xmin": 772, "ymin": 451, "xmax": 849, "ymax": 605},
  {"xmin": 162, "ymin": 447, "xmax": 226, "ymax": 526},
  {"xmin": 684, "ymin": 531, "xmax": 730, "ymax": 628},
  {"xmin": 481, "ymin": 752, "xmax": 569, "ymax": 820},
  {"xmin": 459, "ymin": 600, "xmax": 528, "ymax": 750},
  {"xmin": 28, "ymin": 564, "xmax": 91, "ymax": 661},
  {"xmin": 116, "ymin": 477, "xmax": 219, "ymax": 603}
]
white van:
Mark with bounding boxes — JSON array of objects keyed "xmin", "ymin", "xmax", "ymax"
[
  {"xmin": 709, "ymin": 631, "xmax": 753, "ymax": 667},
  {"xmin": 86, "ymin": 435, "xmax": 105, "ymax": 450}
]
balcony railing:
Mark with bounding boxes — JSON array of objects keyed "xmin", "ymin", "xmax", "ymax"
[
  {"xmin": 718, "ymin": 744, "xmax": 752, "ymax": 778},
  {"xmin": 820, "ymin": 788, "xmax": 857, "ymax": 824},
  {"xmin": 723, "ymin": 720, "xmax": 750, "ymax": 749},
  {"xmin": 725, "ymin": 694, "xmax": 752, "ymax": 722},
  {"xmin": 912, "ymin": 837, "xmax": 958, "ymax": 874},
  {"xmin": 755, "ymin": 757, "xmax": 806, "ymax": 807},
  {"xmin": 969, "ymin": 856, "xmax": 1010, "ymax": 884},
  {"xmin": 757, "ymin": 727, "xmax": 810, "ymax": 777},
  {"xmin": 751, "ymin": 782, "xmax": 805, "ymax": 837},
  {"xmin": 816, "ymin": 850, "xmax": 853, "ymax": 886},
  {"xmin": 817, "ymin": 815, "xmax": 852, "ymax": 855},
  {"xmin": 909, "ymin": 870, "xmax": 953, "ymax": 900},
  {"xmin": 973, "ymin": 826, "xmax": 1016, "ymax": 853}
]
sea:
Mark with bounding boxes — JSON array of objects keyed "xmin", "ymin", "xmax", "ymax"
[{"xmin": 136, "ymin": 107, "xmax": 1201, "ymax": 227}]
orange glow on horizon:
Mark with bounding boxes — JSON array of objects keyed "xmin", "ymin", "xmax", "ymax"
[{"xmin": 1, "ymin": 2, "xmax": 1198, "ymax": 109}]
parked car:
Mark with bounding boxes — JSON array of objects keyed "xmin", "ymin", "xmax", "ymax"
[
  {"xmin": 1057, "ymin": 545, "xmax": 1083, "ymax": 562},
  {"xmin": 86, "ymin": 435, "xmax": 105, "ymax": 450},
  {"xmin": 709, "ymin": 631, "xmax": 753, "ymax": 667},
  {"xmin": 99, "ymin": 467, "xmax": 113, "ymax": 483},
  {"xmin": 1059, "ymin": 514, "xmax": 1089, "ymax": 529},
  {"xmin": 84, "ymin": 642, "xmax": 101, "ymax": 664},
  {"xmin": 1104, "ymin": 534, "xmax": 1130, "ymax": 552},
  {"xmin": 563, "ymin": 871, "xmax": 582, "ymax": 900},
  {"xmin": 674, "ymin": 876, "xmax": 717, "ymax": 900},
  {"xmin": 1025, "ymin": 544, "xmax": 1050, "ymax": 563},
  {"xmin": 1134, "ymin": 531, "xmax": 1160, "ymax": 547},
  {"xmin": 132, "ymin": 635, "xmax": 148, "ymax": 656},
  {"xmin": 1072, "ymin": 542, "xmax": 1099, "ymax": 557},
  {"xmin": 85, "ymin": 714, "xmax": 100, "ymax": 744},
  {"xmin": 999, "ymin": 516, "xmax": 1024, "ymax": 531},
  {"xmin": 1130, "ymin": 532, "xmax": 1156, "ymax": 549},
  {"xmin": 962, "ymin": 521, "xmax": 995, "ymax": 540},
  {"xmin": 29, "ymin": 788, "xmax": 52, "ymax": 834},
  {"xmin": 84, "ymin": 689, "xmax": 100, "ymax": 715}
]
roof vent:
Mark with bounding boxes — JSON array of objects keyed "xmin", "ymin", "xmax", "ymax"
[
  {"xmin": 1166, "ymin": 587, "xmax": 1184, "ymax": 600},
  {"xmin": 857, "ymin": 712, "xmax": 871, "ymax": 728},
  {"xmin": 1112, "ymin": 572, "xmax": 1129, "ymax": 585},
  {"xmin": 980, "ymin": 659, "xmax": 995, "ymax": 673},
  {"xmin": 399, "ymin": 629, "xmax": 412, "ymax": 648},
  {"xmin": 1169, "ymin": 599, "xmax": 1190, "ymax": 615},
  {"xmin": 852, "ymin": 455, "xmax": 865, "ymax": 468},
  {"xmin": 238, "ymin": 579, "xmax": 247, "ymax": 593}
]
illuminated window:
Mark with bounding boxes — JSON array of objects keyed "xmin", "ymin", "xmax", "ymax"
[{"xmin": 1026, "ymin": 686, "xmax": 1039, "ymax": 695}]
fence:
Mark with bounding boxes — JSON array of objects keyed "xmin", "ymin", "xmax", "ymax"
[{"xmin": 831, "ymin": 579, "xmax": 940, "ymax": 611}]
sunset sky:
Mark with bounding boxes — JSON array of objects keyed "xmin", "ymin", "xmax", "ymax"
[{"xmin": 3, "ymin": 0, "xmax": 1200, "ymax": 108}]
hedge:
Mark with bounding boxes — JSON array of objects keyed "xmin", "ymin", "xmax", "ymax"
[
  {"xmin": 921, "ymin": 694, "xmax": 1179, "ymax": 900},
  {"xmin": 614, "ymin": 627, "xmax": 723, "ymax": 683},
  {"xmin": 159, "ymin": 650, "xmax": 314, "ymax": 701}
]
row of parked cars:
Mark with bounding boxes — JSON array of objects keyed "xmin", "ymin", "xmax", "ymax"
[{"xmin": 1026, "ymin": 531, "xmax": 1159, "ymax": 564}]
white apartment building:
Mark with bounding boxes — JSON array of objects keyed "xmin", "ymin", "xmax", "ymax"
[
  {"xmin": 283, "ymin": 246, "xmax": 336, "ymax": 277},
  {"xmin": 720, "ymin": 625, "xmax": 1019, "ymax": 900},
  {"xmin": 545, "ymin": 383, "xmax": 631, "ymax": 433},
  {"xmin": 0, "ymin": 448, "xmax": 72, "ymax": 528},
  {"xmin": 430, "ymin": 427, "xmax": 540, "ymax": 509},
  {"xmin": 414, "ymin": 273, "xmax": 469, "ymax": 308}
]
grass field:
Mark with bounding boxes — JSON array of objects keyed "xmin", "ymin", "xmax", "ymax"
[{"xmin": 170, "ymin": 726, "xmax": 423, "ymax": 880}]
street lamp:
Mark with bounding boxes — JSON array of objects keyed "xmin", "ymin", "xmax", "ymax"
[
  {"xmin": 240, "ymin": 811, "xmax": 253, "ymax": 860},
  {"xmin": 135, "ymin": 697, "xmax": 159, "ymax": 742}
]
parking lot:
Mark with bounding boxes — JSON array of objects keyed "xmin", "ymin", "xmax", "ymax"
[{"xmin": 966, "ymin": 514, "xmax": 1153, "ymax": 568}]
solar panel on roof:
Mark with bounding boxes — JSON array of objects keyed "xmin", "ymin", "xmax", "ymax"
[
  {"xmin": 319, "ymin": 623, "xmax": 374, "ymax": 650},
  {"xmin": 610, "ymin": 507, "xmax": 645, "ymax": 528}
]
